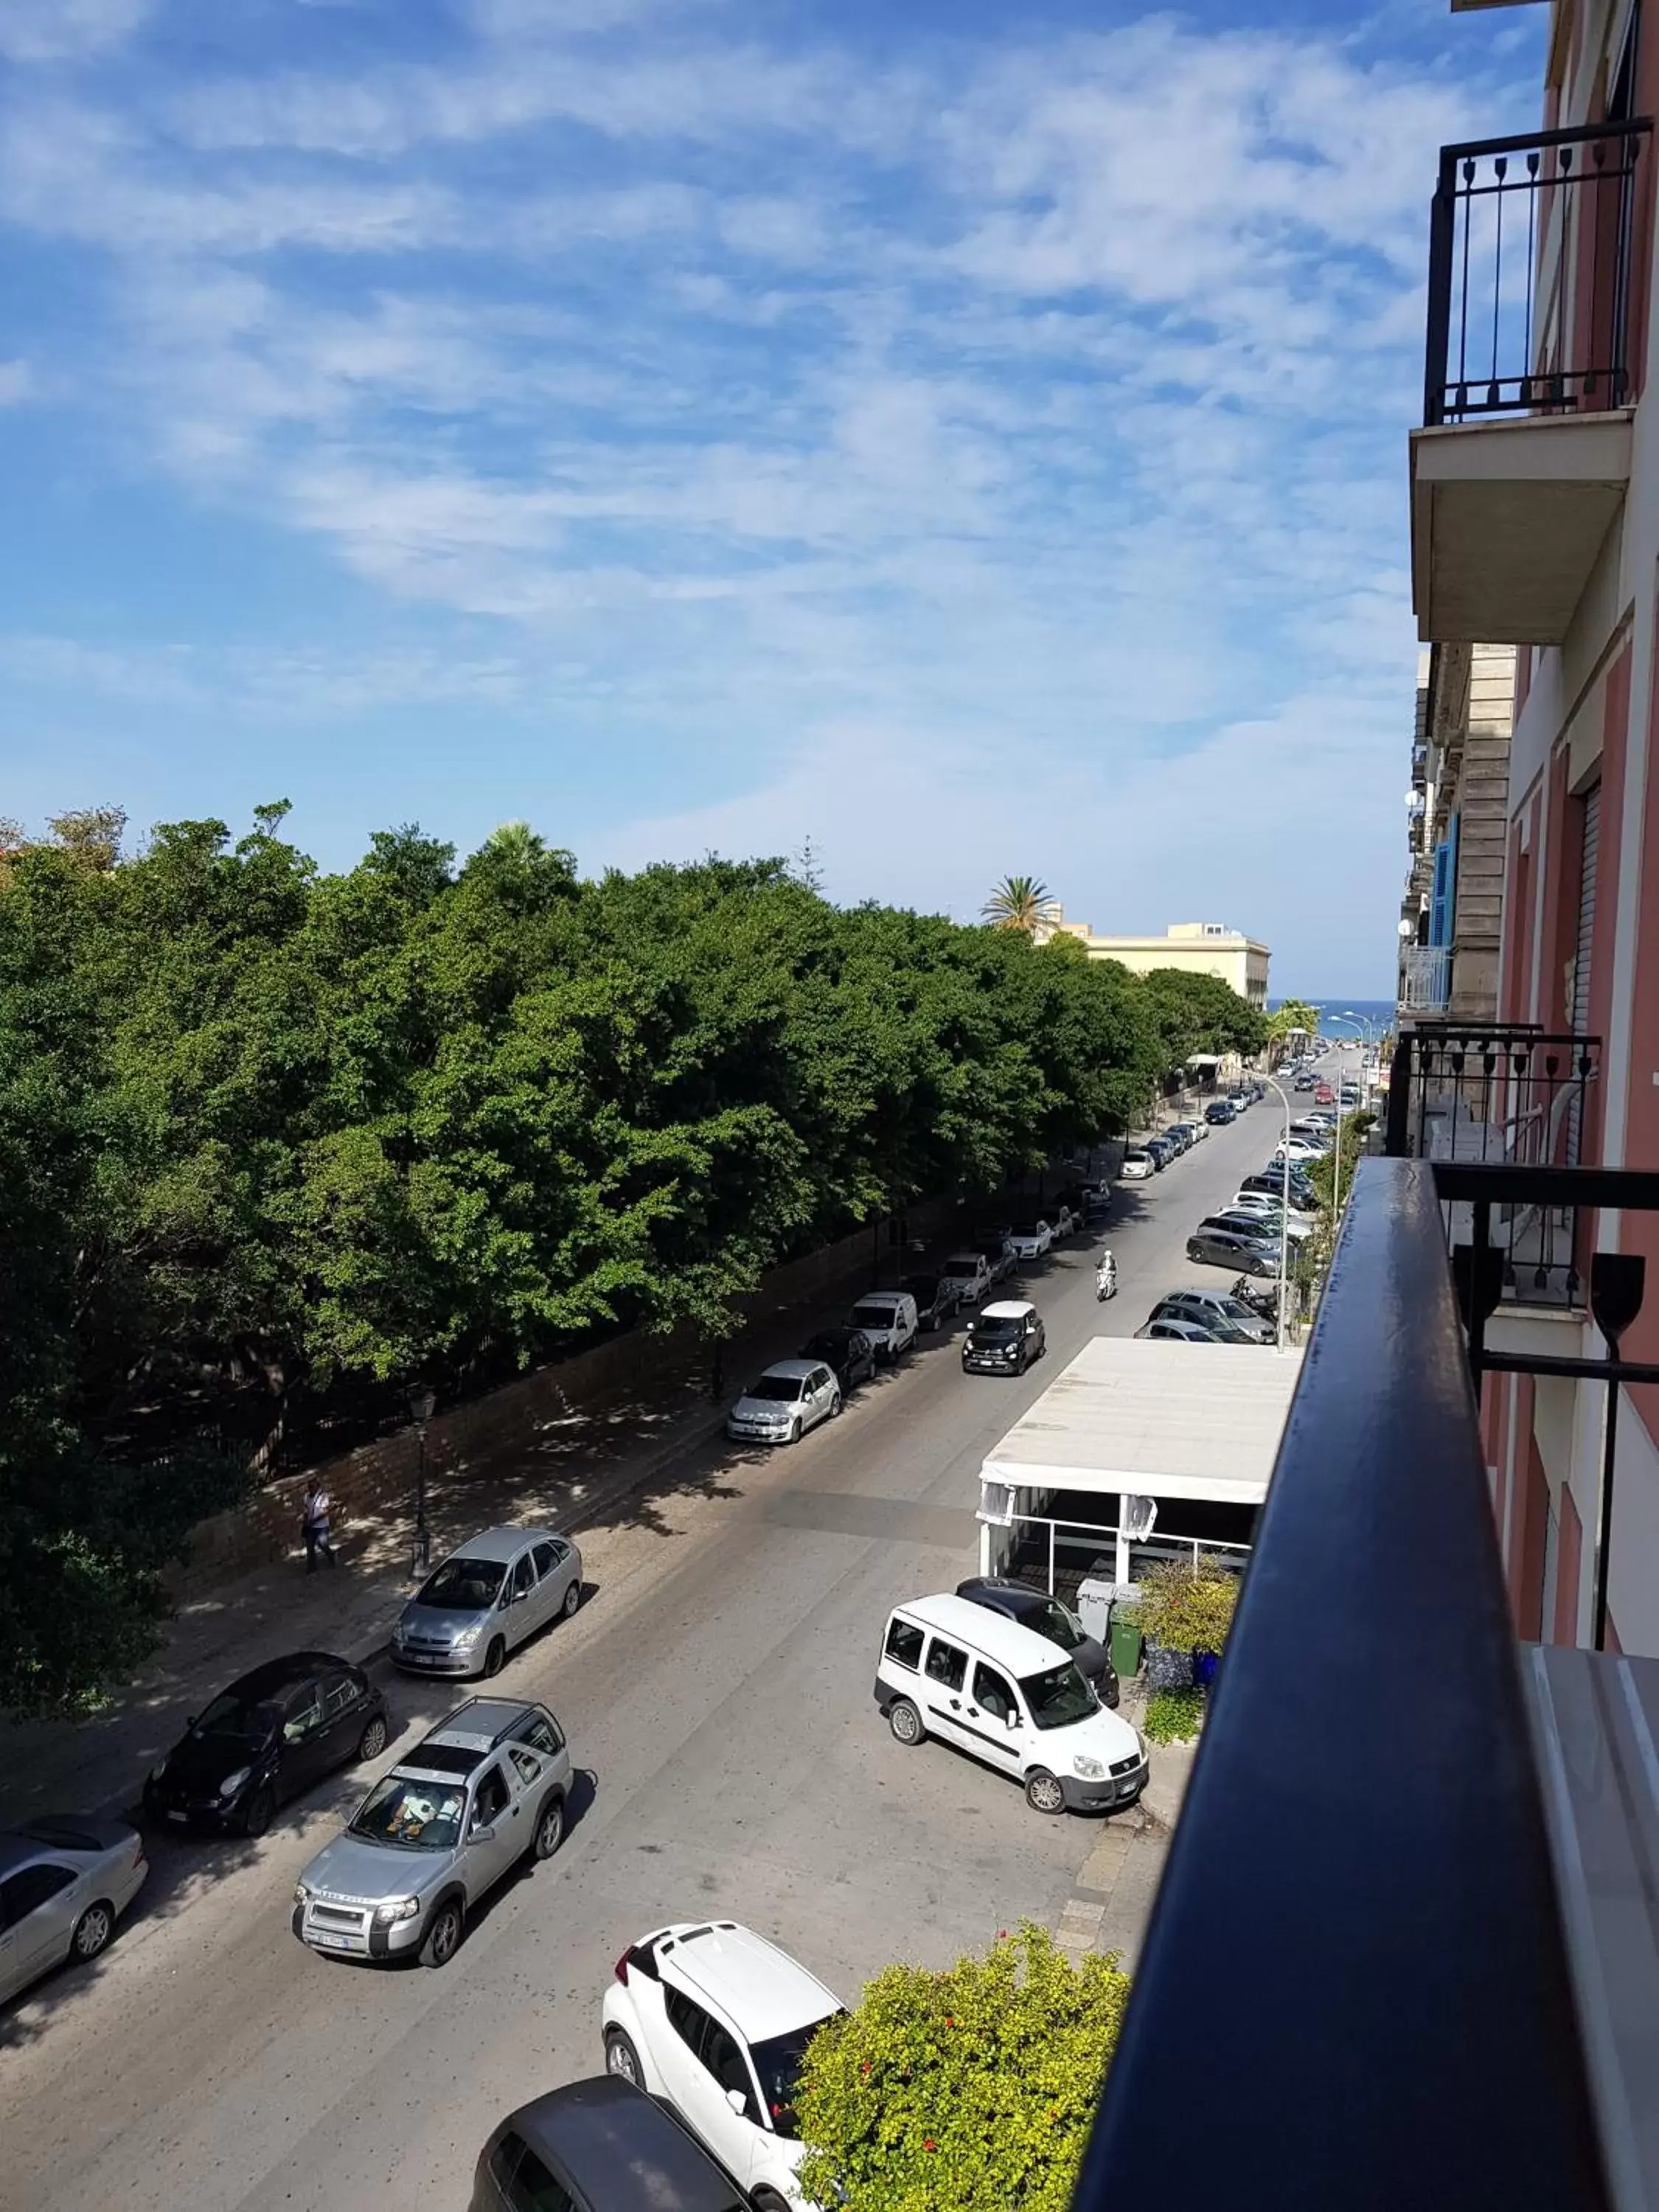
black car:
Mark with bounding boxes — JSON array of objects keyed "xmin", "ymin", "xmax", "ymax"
[
  {"xmin": 1204, "ymin": 1100, "xmax": 1235, "ymax": 1125},
  {"xmin": 472, "ymin": 2076, "xmax": 745, "ymax": 2212},
  {"xmin": 799, "ymin": 1326, "xmax": 878, "ymax": 1391},
  {"xmin": 1144, "ymin": 1137, "xmax": 1174, "ymax": 1169},
  {"xmin": 143, "ymin": 1652, "xmax": 389, "ymax": 1837},
  {"xmin": 1239, "ymin": 1171, "xmax": 1319, "ymax": 1213},
  {"xmin": 954, "ymin": 1577, "xmax": 1119, "ymax": 1707},
  {"xmin": 961, "ymin": 1301, "xmax": 1046, "ymax": 1375},
  {"xmin": 902, "ymin": 1274, "xmax": 959, "ymax": 1329}
]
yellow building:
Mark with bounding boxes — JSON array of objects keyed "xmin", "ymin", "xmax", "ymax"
[{"xmin": 1040, "ymin": 917, "xmax": 1270, "ymax": 1007}]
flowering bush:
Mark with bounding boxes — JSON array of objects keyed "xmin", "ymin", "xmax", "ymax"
[{"xmin": 795, "ymin": 1922, "xmax": 1131, "ymax": 2212}]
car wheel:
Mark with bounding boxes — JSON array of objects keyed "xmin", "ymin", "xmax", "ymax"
[
  {"xmin": 1025, "ymin": 1768, "xmax": 1066, "ymax": 1815},
  {"xmin": 532, "ymin": 1792, "xmax": 566, "ymax": 1860},
  {"xmin": 888, "ymin": 1697, "xmax": 924, "ymax": 1747},
  {"xmin": 562, "ymin": 1578, "xmax": 581, "ymax": 1621},
  {"xmin": 356, "ymin": 1714, "xmax": 389, "ymax": 1763},
  {"xmin": 481, "ymin": 1637, "xmax": 506, "ymax": 1679},
  {"xmin": 420, "ymin": 1896, "xmax": 465, "ymax": 1969},
  {"xmin": 787, "ymin": 1419, "xmax": 801, "ymax": 1445},
  {"xmin": 241, "ymin": 1784, "xmax": 276, "ymax": 1838},
  {"xmin": 752, "ymin": 2193, "xmax": 793, "ymax": 2212},
  {"xmin": 71, "ymin": 1902, "xmax": 114, "ymax": 1964},
  {"xmin": 605, "ymin": 2028, "xmax": 644, "ymax": 2084},
  {"xmin": 830, "ymin": 1389, "xmax": 844, "ymax": 1419}
]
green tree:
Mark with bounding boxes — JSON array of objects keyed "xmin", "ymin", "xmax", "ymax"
[
  {"xmin": 1135, "ymin": 967, "xmax": 1267, "ymax": 1068},
  {"xmin": 981, "ymin": 875, "xmax": 1057, "ymax": 935},
  {"xmin": 796, "ymin": 1924, "xmax": 1131, "ymax": 2212},
  {"xmin": 1266, "ymin": 999, "xmax": 1321, "ymax": 1062}
]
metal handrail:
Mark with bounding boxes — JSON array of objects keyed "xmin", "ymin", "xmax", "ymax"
[{"xmin": 1074, "ymin": 1158, "xmax": 1610, "ymax": 2211}]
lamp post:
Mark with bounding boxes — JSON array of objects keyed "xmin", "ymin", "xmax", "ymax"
[
  {"xmin": 1261, "ymin": 1072, "xmax": 1293, "ymax": 1351},
  {"xmin": 408, "ymin": 1385, "xmax": 436, "ymax": 1577}
]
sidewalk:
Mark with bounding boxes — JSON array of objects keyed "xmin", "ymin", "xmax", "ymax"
[
  {"xmin": 1053, "ymin": 1679, "xmax": 1200, "ymax": 1973},
  {"xmin": 0, "ymin": 1245, "xmax": 897, "ymax": 1826}
]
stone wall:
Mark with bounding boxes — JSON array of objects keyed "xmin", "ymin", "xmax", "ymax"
[{"xmin": 171, "ymin": 1189, "xmax": 975, "ymax": 1591}]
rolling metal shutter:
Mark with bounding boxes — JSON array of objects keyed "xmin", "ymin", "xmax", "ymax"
[{"xmin": 1568, "ymin": 782, "xmax": 1599, "ymax": 1165}]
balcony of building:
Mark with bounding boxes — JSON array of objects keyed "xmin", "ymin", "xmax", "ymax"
[
  {"xmin": 1074, "ymin": 1155, "xmax": 1659, "ymax": 2212},
  {"xmin": 1399, "ymin": 942, "xmax": 1453, "ymax": 1013},
  {"xmin": 1410, "ymin": 119, "xmax": 1648, "ymax": 645}
]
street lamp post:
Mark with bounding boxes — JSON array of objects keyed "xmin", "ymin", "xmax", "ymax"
[
  {"xmin": 1261, "ymin": 1073, "xmax": 1293, "ymax": 1351},
  {"xmin": 408, "ymin": 1385, "xmax": 436, "ymax": 1577}
]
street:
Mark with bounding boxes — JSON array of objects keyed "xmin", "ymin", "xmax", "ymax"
[{"xmin": 4, "ymin": 1099, "xmax": 1282, "ymax": 2212}]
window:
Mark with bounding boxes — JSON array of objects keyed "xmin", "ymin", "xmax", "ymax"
[
  {"xmin": 700, "ymin": 2020, "xmax": 758, "ymax": 2117},
  {"xmin": 973, "ymin": 1663, "xmax": 1018, "ymax": 1723},
  {"xmin": 512, "ymin": 1711, "xmax": 564, "ymax": 1757},
  {"xmin": 284, "ymin": 1683, "xmax": 324, "ymax": 1741},
  {"xmin": 665, "ymin": 1985, "xmax": 717, "ymax": 2058},
  {"xmin": 532, "ymin": 1541, "xmax": 558, "ymax": 1579},
  {"xmin": 811, "ymin": 1368, "xmax": 832, "ymax": 1393},
  {"xmin": 473, "ymin": 1765, "xmax": 509, "ymax": 1828},
  {"xmin": 321, "ymin": 1674, "xmax": 358, "ymax": 1721},
  {"xmin": 512, "ymin": 1553, "xmax": 537, "ymax": 1600},
  {"xmin": 507, "ymin": 1745, "xmax": 544, "ymax": 1789},
  {"xmin": 924, "ymin": 1638, "xmax": 967, "ymax": 1693},
  {"xmin": 884, "ymin": 1619, "xmax": 924, "ymax": 1671},
  {"xmin": 490, "ymin": 2138, "xmax": 577, "ymax": 2212},
  {"xmin": 1, "ymin": 1863, "xmax": 75, "ymax": 1927}
]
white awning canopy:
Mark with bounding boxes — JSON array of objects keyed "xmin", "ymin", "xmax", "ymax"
[{"xmin": 980, "ymin": 1338, "xmax": 1304, "ymax": 1511}]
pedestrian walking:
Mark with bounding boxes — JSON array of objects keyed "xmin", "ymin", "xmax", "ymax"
[{"xmin": 301, "ymin": 1480, "xmax": 337, "ymax": 1573}]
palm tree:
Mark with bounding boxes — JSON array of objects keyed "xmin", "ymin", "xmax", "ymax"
[{"xmin": 982, "ymin": 874, "xmax": 1058, "ymax": 935}]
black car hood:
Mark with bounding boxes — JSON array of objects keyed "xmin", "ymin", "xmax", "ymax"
[{"xmin": 164, "ymin": 1725, "xmax": 274, "ymax": 1788}]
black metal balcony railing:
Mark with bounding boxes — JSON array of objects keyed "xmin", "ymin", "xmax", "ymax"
[
  {"xmin": 1425, "ymin": 119, "xmax": 1650, "ymax": 428},
  {"xmin": 1076, "ymin": 1159, "xmax": 1612, "ymax": 2210},
  {"xmin": 1383, "ymin": 1023, "xmax": 1601, "ymax": 1306}
]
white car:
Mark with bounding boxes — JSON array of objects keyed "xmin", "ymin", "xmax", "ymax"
[
  {"xmin": 1119, "ymin": 1150, "xmax": 1154, "ymax": 1181},
  {"xmin": 1230, "ymin": 1193, "xmax": 1315, "ymax": 1241},
  {"xmin": 603, "ymin": 1922, "xmax": 846, "ymax": 2209},
  {"xmin": 846, "ymin": 1290, "xmax": 919, "ymax": 1361},
  {"xmin": 1005, "ymin": 1220, "xmax": 1053, "ymax": 1262},
  {"xmin": 939, "ymin": 1251, "xmax": 993, "ymax": 1305},
  {"xmin": 1274, "ymin": 1138, "xmax": 1326, "ymax": 1166},
  {"xmin": 726, "ymin": 1361, "xmax": 841, "ymax": 1445}
]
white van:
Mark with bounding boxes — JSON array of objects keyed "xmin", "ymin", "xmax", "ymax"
[
  {"xmin": 846, "ymin": 1290, "xmax": 919, "ymax": 1362},
  {"xmin": 874, "ymin": 1593, "xmax": 1148, "ymax": 1815},
  {"xmin": 939, "ymin": 1252, "xmax": 993, "ymax": 1306}
]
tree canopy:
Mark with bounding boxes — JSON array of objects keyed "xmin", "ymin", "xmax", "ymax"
[{"xmin": 0, "ymin": 810, "xmax": 1264, "ymax": 1714}]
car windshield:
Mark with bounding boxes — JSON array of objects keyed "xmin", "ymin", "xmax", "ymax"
[
  {"xmin": 1020, "ymin": 1662, "xmax": 1098, "ymax": 1731},
  {"xmin": 748, "ymin": 1375, "xmax": 806, "ymax": 1402},
  {"xmin": 945, "ymin": 1256, "xmax": 980, "ymax": 1273},
  {"xmin": 349, "ymin": 1775, "xmax": 467, "ymax": 1850},
  {"xmin": 972, "ymin": 1316, "xmax": 1023, "ymax": 1340},
  {"xmin": 851, "ymin": 1304, "xmax": 894, "ymax": 1329},
  {"xmin": 194, "ymin": 1691, "xmax": 282, "ymax": 1740},
  {"xmin": 749, "ymin": 2012, "xmax": 844, "ymax": 2138},
  {"xmin": 903, "ymin": 1280, "xmax": 939, "ymax": 1303},
  {"xmin": 417, "ymin": 1557, "xmax": 505, "ymax": 1610},
  {"xmin": 1024, "ymin": 1596, "xmax": 1085, "ymax": 1649}
]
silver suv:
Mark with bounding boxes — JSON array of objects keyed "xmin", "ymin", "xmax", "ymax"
[{"xmin": 292, "ymin": 1696, "xmax": 572, "ymax": 1969}]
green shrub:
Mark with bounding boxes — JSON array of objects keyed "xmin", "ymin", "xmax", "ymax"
[
  {"xmin": 1143, "ymin": 1688, "xmax": 1204, "ymax": 1744},
  {"xmin": 1122, "ymin": 1557, "xmax": 1239, "ymax": 1655},
  {"xmin": 796, "ymin": 1922, "xmax": 1131, "ymax": 2212}
]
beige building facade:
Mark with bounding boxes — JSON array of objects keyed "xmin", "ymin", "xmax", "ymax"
[{"xmin": 1041, "ymin": 917, "xmax": 1270, "ymax": 1006}]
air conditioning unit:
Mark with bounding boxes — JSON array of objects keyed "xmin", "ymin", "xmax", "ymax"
[
  {"xmin": 978, "ymin": 1481, "xmax": 1016, "ymax": 1527},
  {"xmin": 1123, "ymin": 1494, "xmax": 1159, "ymax": 1541}
]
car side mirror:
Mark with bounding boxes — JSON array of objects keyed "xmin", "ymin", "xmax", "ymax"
[
  {"xmin": 726, "ymin": 2088, "xmax": 748, "ymax": 2115},
  {"xmin": 1006, "ymin": 1710, "xmax": 1020, "ymax": 1731},
  {"xmin": 470, "ymin": 1821, "xmax": 495, "ymax": 1843}
]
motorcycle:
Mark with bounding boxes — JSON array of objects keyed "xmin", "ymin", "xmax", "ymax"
[
  {"xmin": 1095, "ymin": 1252, "xmax": 1119, "ymax": 1301},
  {"xmin": 1231, "ymin": 1274, "xmax": 1280, "ymax": 1320}
]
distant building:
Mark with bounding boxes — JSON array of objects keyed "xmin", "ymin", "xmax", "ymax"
[{"xmin": 1039, "ymin": 917, "xmax": 1270, "ymax": 1008}]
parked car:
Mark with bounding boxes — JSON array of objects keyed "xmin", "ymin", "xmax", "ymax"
[
  {"xmin": 1048, "ymin": 1200, "xmax": 1077, "ymax": 1237},
  {"xmin": 1144, "ymin": 1137, "xmax": 1174, "ymax": 1170},
  {"xmin": 1229, "ymin": 1192, "xmax": 1315, "ymax": 1239},
  {"xmin": 1198, "ymin": 1210, "xmax": 1298, "ymax": 1251},
  {"xmin": 1205, "ymin": 1099, "xmax": 1237, "ymax": 1126},
  {"xmin": 1163, "ymin": 1124, "xmax": 1193, "ymax": 1154},
  {"xmin": 961, "ymin": 1299, "xmax": 1046, "ymax": 1376},
  {"xmin": 974, "ymin": 1237, "xmax": 1018, "ymax": 1285},
  {"xmin": 1240, "ymin": 1170, "xmax": 1319, "ymax": 1212},
  {"xmin": 846, "ymin": 1290, "xmax": 919, "ymax": 1360},
  {"xmin": 470, "ymin": 2076, "xmax": 745, "ymax": 2212},
  {"xmin": 726, "ymin": 1360, "xmax": 841, "ymax": 1444},
  {"xmin": 874, "ymin": 1594, "xmax": 1147, "ymax": 1815},
  {"xmin": 145, "ymin": 1652, "xmax": 389, "ymax": 1834},
  {"xmin": 293, "ymin": 1695, "xmax": 571, "ymax": 1968},
  {"xmin": 1119, "ymin": 1149, "xmax": 1155, "ymax": 1182},
  {"xmin": 1188, "ymin": 1225, "xmax": 1283, "ymax": 1276},
  {"xmin": 0, "ymin": 1818, "xmax": 147, "ymax": 2004},
  {"xmin": 799, "ymin": 1327, "xmax": 877, "ymax": 1394},
  {"xmin": 902, "ymin": 1275, "xmax": 959, "ymax": 1330},
  {"xmin": 1005, "ymin": 1220, "xmax": 1053, "ymax": 1263},
  {"xmin": 954, "ymin": 1576, "xmax": 1119, "ymax": 1705},
  {"xmin": 939, "ymin": 1251, "xmax": 995, "ymax": 1306},
  {"xmin": 1081, "ymin": 1180, "xmax": 1113, "ymax": 1217},
  {"xmin": 392, "ymin": 1526, "xmax": 584, "ymax": 1680},
  {"xmin": 1149, "ymin": 1290, "xmax": 1273, "ymax": 1343},
  {"xmin": 1137, "ymin": 1315, "xmax": 1239, "ymax": 1342},
  {"xmin": 1273, "ymin": 1138, "xmax": 1326, "ymax": 1166},
  {"xmin": 602, "ymin": 1924, "xmax": 845, "ymax": 2205}
]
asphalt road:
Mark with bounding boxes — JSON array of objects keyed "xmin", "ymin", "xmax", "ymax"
[{"xmin": 5, "ymin": 1096, "xmax": 1288, "ymax": 2212}]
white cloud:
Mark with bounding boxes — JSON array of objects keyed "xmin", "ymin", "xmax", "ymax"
[
  {"xmin": 0, "ymin": 358, "xmax": 32, "ymax": 403},
  {"xmin": 0, "ymin": 0, "xmax": 150, "ymax": 63}
]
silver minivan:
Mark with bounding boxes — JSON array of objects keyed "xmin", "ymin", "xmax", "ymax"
[
  {"xmin": 293, "ymin": 1696, "xmax": 572, "ymax": 1968},
  {"xmin": 391, "ymin": 1526, "xmax": 583, "ymax": 1680}
]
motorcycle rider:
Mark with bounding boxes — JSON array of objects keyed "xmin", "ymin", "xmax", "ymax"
[{"xmin": 1095, "ymin": 1251, "xmax": 1118, "ymax": 1299}]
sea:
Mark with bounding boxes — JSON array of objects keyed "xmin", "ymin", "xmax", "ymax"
[{"xmin": 1270, "ymin": 997, "xmax": 1397, "ymax": 1037}]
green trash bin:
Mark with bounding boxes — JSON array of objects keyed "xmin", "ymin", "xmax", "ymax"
[{"xmin": 1109, "ymin": 1614, "xmax": 1144, "ymax": 1680}]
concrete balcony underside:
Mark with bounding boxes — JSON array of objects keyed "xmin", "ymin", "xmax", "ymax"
[{"xmin": 1411, "ymin": 410, "xmax": 1632, "ymax": 645}]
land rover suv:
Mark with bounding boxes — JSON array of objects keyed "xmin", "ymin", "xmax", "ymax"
[{"xmin": 292, "ymin": 1696, "xmax": 572, "ymax": 1969}]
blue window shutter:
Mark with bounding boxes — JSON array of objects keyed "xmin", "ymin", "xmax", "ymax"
[{"xmin": 1430, "ymin": 841, "xmax": 1451, "ymax": 946}]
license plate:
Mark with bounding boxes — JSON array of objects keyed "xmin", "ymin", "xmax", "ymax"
[{"xmin": 310, "ymin": 1931, "xmax": 353, "ymax": 1949}]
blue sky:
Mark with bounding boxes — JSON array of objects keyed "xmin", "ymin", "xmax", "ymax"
[{"xmin": 1, "ymin": 0, "xmax": 1545, "ymax": 995}]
